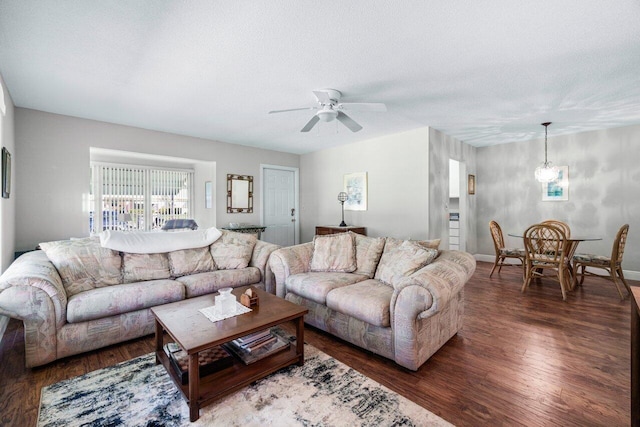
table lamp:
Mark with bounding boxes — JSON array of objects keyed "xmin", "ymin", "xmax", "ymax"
[{"xmin": 337, "ymin": 192, "xmax": 348, "ymax": 227}]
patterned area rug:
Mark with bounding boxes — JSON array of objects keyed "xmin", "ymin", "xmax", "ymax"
[{"xmin": 37, "ymin": 345, "xmax": 452, "ymax": 426}]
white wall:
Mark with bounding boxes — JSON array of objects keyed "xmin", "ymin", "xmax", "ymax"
[
  {"xmin": 476, "ymin": 124, "xmax": 640, "ymax": 272},
  {"xmin": 0, "ymin": 73, "xmax": 15, "ymax": 339},
  {"xmin": 14, "ymin": 108, "xmax": 299, "ymax": 251},
  {"xmin": 0, "ymin": 74, "xmax": 15, "ymax": 272},
  {"xmin": 299, "ymin": 128, "xmax": 430, "ymax": 242}
]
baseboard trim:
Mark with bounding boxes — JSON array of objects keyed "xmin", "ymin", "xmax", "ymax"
[{"xmin": 474, "ymin": 254, "xmax": 640, "ymax": 281}]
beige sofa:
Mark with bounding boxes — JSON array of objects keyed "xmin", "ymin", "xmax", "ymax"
[
  {"xmin": 0, "ymin": 230, "xmax": 279, "ymax": 367},
  {"xmin": 269, "ymin": 232, "xmax": 476, "ymax": 370}
]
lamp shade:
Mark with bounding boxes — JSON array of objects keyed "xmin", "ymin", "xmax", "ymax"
[{"xmin": 535, "ymin": 162, "xmax": 559, "ymax": 183}]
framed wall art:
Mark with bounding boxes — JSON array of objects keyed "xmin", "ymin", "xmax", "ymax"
[
  {"xmin": 542, "ymin": 166, "xmax": 568, "ymax": 201},
  {"xmin": 2, "ymin": 147, "xmax": 10, "ymax": 199},
  {"xmin": 343, "ymin": 172, "xmax": 367, "ymax": 211}
]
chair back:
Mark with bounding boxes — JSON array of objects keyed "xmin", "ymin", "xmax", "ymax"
[
  {"xmin": 541, "ymin": 220, "xmax": 571, "ymax": 238},
  {"xmin": 489, "ymin": 221, "xmax": 505, "ymax": 253},
  {"xmin": 613, "ymin": 224, "xmax": 629, "ymax": 264},
  {"xmin": 524, "ymin": 223, "xmax": 567, "ymax": 264}
]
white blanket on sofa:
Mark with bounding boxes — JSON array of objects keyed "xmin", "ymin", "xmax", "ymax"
[{"xmin": 99, "ymin": 227, "xmax": 222, "ymax": 254}]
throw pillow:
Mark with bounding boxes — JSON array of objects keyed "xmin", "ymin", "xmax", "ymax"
[
  {"xmin": 209, "ymin": 230, "xmax": 257, "ymax": 269},
  {"xmin": 415, "ymin": 238, "xmax": 441, "ymax": 250},
  {"xmin": 122, "ymin": 253, "xmax": 171, "ymax": 283},
  {"xmin": 353, "ymin": 233, "xmax": 386, "ymax": 278},
  {"xmin": 310, "ymin": 232, "xmax": 357, "ymax": 273},
  {"xmin": 167, "ymin": 247, "xmax": 216, "ymax": 277},
  {"xmin": 39, "ymin": 237, "xmax": 122, "ymax": 297},
  {"xmin": 374, "ymin": 240, "xmax": 439, "ymax": 286}
]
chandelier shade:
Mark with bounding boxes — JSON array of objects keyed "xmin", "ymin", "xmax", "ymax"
[{"xmin": 535, "ymin": 122, "xmax": 559, "ymax": 183}]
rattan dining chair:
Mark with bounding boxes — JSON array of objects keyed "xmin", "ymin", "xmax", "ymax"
[
  {"xmin": 489, "ymin": 220, "xmax": 526, "ymax": 277},
  {"xmin": 522, "ymin": 223, "xmax": 569, "ymax": 301},
  {"xmin": 573, "ymin": 224, "xmax": 631, "ymax": 299},
  {"xmin": 541, "ymin": 219, "xmax": 571, "ymax": 238}
]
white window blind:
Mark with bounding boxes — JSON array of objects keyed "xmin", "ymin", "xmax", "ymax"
[{"xmin": 90, "ymin": 163, "xmax": 194, "ymax": 233}]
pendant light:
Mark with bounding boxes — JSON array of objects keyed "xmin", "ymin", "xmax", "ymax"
[{"xmin": 534, "ymin": 122, "xmax": 559, "ymax": 183}]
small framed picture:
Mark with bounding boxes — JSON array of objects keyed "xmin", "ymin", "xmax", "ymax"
[
  {"xmin": 467, "ymin": 174, "xmax": 475, "ymax": 195},
  {"xmin": 542, "ymin": 166, "xmax": 569, "ymax": 201}
]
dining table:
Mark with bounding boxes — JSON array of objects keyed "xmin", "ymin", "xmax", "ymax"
[{"xmin": 508, "ymin": 232, "xmax": 602, "ymax": 291}]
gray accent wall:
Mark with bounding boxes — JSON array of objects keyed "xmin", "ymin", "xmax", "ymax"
[
  {"xmin": 429, "ymin": 128, "xmax": 478, "ymax": 253},
  {"xmin": 14, "ymin": 108, "xmax": 299, "ymax": 252},
  {"xmin": 476, "ymin": 124, "xmax": 640, "ymax": 272}
]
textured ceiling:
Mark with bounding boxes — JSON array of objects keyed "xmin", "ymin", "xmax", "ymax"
[{"xmin": 1, "ymin": 1, "xmax": 639, "ymax": 154}]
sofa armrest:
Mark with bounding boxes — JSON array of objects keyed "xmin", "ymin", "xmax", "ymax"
[
  {"xmin": 0, "ymin": 250, "xmax": 68, "ymax": 367},
  {"xmin": 268, "ymin": 242, "xmax": 314, "ymax": 298},
  {"xmin": 392, "ymin": 250, "xmax": 476, "ymax": 320},
  {"xmin": 390, "ymin": 250, "xmax": 475, "ymax": 370},
  {"xmin": 250, "ymin": 240, "xmax": 281, "ymax": 294}
]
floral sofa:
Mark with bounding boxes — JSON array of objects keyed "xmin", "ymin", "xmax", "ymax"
[
  {"xmin": 268, "ymin": 232, "xmax": 476, "ymax": 370},
  {"xmin": 0, "ymin": 229, "xmax": 279, "ymax": 367}
]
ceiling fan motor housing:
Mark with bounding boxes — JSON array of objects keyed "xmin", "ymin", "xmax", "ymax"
[{"xmin": 317, "ymin": 108, "xmax": 338, "ymax": 122}]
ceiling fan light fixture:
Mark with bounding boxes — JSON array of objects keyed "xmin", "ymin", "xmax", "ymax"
[
  {"xmin": 317, "ymin": 109, "xmax": 338, "ymax": 122},
  {"xmin": 535, "ymin": 122, "xmax": 559, "ymax": 183}
]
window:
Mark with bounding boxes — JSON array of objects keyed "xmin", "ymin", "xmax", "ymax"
[{"xmin": 90, "ymin": 163, "xmax": 194, "ymax": 233}]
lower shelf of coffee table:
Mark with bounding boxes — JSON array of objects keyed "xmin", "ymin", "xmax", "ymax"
[{"xmin": 157, "ymin": 343, "xmax": 301, "ymax": 407}]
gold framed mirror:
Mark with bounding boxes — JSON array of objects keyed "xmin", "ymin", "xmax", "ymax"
[{"xmin": 227, "ymin": 174, "xmax": 253, "ymax": 213}]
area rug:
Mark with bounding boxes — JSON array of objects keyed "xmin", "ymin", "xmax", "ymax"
[{"xmin": 37, "ymin": 345, "xmax": 452, "ymax": 427}]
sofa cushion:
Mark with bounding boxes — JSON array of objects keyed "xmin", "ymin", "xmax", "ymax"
[
  {"xmin": 310, "ymin": 233, "xmax": 357, "ymax": 273},
  {"xmin": 176, "ymin": 268, "xmax": 261, "ymax": 298},
  {"xmin": 39, "ymin": 237, "xmax": 122, "ymax": 297},
  {"xmin": 375, "ymin": 241, "xmax": 438, "ymax": 286},
  {"xmin": 122, "ymin": 253, "xmax": 171, "ymax": 283},
  {"xmin": 167, "ymin": 247, "xmax": 216, "ymax": 277},
  {"xmin": 285, "ymin": 272, "xmax": 367, "ymax": 305},
  {"xmin": 326, "ymin": 279, "xmax": 394, "ymax": 327},
  {"xmin": 210, "ymin": 230, "xmax": 257, "ymax": 269},
  {"xmin": 353, "ymin": 233, "xmax": 386, "ymax": 278},
  {"xmin": 66, "ymin": 279, "xmax": 184, "ymax": 323}
]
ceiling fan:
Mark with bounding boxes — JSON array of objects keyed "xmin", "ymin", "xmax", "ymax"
[{"xmin": 268, "ymin": 89, "xmax": 387, "ymax": 133}]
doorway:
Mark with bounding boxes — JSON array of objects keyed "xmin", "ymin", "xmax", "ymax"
[
  {"xmin": 260, "ymin": 165, "xmax": 299, "ymax": 246},
  {"xmin": 448, "ymin": 159, "xmax": 466, "ymax": 252}
]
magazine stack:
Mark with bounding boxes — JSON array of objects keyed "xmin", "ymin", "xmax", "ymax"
[{"xmin": 223, "ymin": 328, "xmax": 290, "ymax": 364}]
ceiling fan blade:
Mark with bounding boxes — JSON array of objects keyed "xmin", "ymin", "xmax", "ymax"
[
  {"xmin": 268, "ymin": 107, "xmax": 315, "ymax": 114},
  {"xmin": 300, "ymin": 115, "xmax": 320, "ymax": 132},
  {"xmin": 337, "ymin": 111, "xmax": 363, "ymax": 132},
  {"xmin": 313, "ymin": 90, "xmax": 332, "ymax": 104},
  {"xmin": 339, "ymin": 102, "xmax": 387, "ymax": 112}
]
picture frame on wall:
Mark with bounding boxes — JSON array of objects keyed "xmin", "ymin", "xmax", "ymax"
[
  {"xmin": 467, "ymin": 174, "xmax": 476, "ymax": 195},
  {"xmin": 542, "ymin": 166, "xmax": 569, "ymax": 201},
  {"xmin": 2, "ymin": 147, "xmax": 10, "ymax": 199},
  {"xmin": 343, "ymin": 172, "xmax": 367, "ymax": 211}
]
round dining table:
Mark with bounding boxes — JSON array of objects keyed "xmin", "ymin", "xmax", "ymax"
[{"xmin": 508, "ymin": 232, "xmax": 602, "ymax": 291}]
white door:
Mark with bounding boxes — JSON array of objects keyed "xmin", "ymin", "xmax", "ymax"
[{"xmin": 262, "ymin": 167, "xmax": 296, "ymax": 246}]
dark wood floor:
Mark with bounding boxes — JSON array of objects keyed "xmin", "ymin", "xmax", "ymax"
[{"xmin": 0, "ymin": 261, "xmax": 635, "ymax": 426}]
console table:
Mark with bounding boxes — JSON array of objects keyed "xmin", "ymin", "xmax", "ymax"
[
  {"xmin": 315, "ymin": 226, "xmax": 366, "ymax": 236},
  {"xmin": 222, "ymin": 225, "xmax": 267, "ymax": 239}
]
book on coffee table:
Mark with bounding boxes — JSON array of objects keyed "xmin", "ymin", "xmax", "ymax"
[
  {"xmin": 223, "ymin": 334, "xmax": 290, "ymax": 365},
  {"xmin": 164, "ymin": 343, "xmax": 234, "ymax": 384}
]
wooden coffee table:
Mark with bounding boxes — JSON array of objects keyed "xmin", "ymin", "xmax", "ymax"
[{"xmin": 151, "ymin": 286, "xmax": 308, "ymax": 422}]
